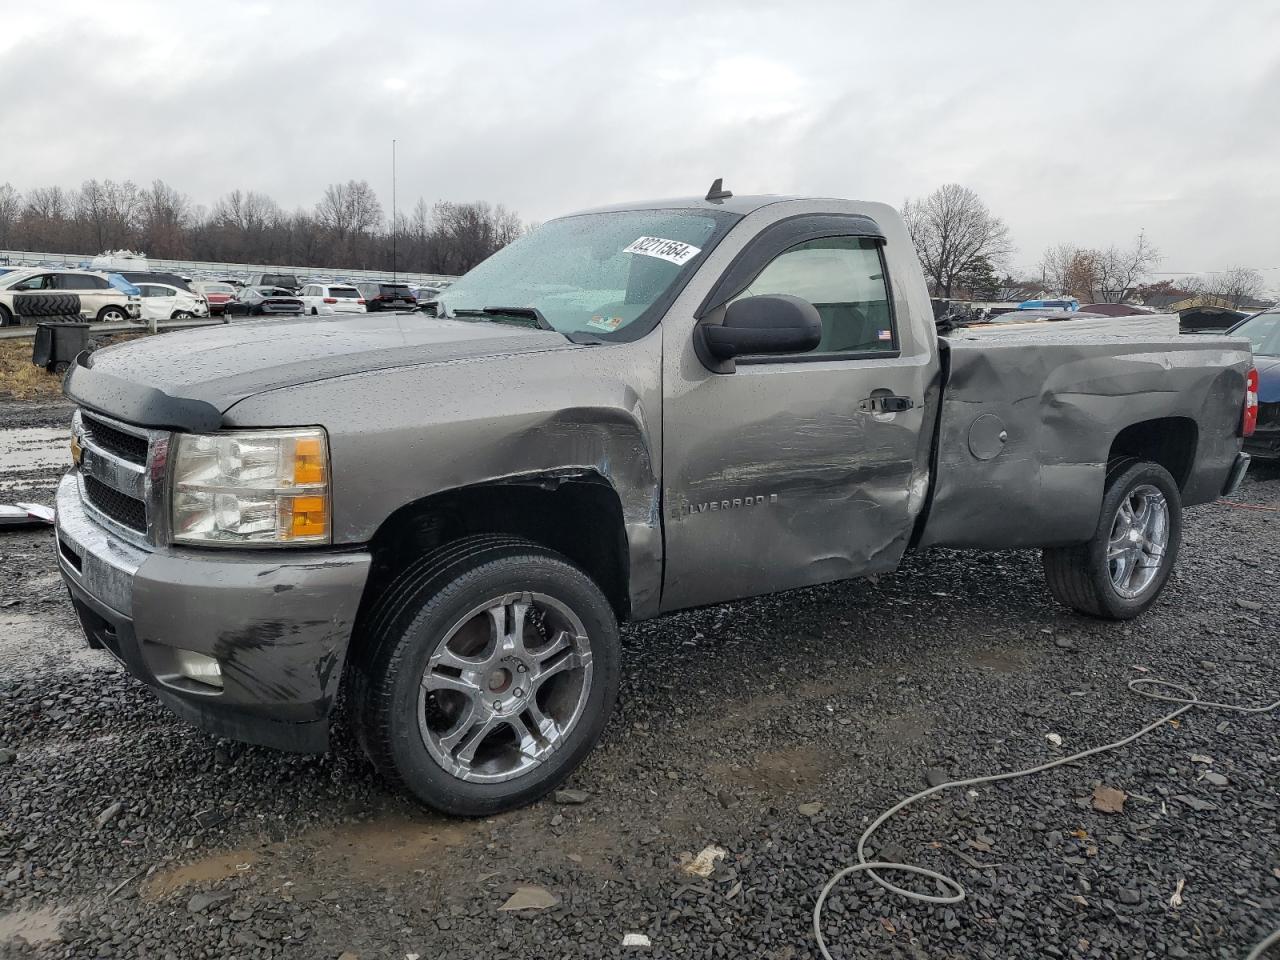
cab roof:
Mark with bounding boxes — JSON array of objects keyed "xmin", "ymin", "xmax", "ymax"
[{"xmin": 570, "ymin": 193, "xmax": 821, "ymax": 218}]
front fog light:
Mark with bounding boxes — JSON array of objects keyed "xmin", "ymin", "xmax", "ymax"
[{"xmin": 173, "ymin": 648, "xmax": 223, "ymax": 689}]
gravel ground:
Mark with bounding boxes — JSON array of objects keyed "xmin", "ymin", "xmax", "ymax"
[{"xmin": 0, "ymin": 404, "xmax": 1276, "ymax": 959}]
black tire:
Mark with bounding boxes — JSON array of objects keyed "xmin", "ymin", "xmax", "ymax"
[
  {"xmin": 0, "ymin": 304, "xmax": 12, "ymax": 327},
  {"xmin": 1043, "ymin": 459, "xmax": 1182, "ymax": 620},
  {"xmin": 310, "ymin": 307, "xmax": 318, "ymax": 316},
  {"xmin": 350, "ymin": 535, "xmax": 620, "ymax": 816},
  {"xmin": 173, "ymin": 310, "xmax": 193, "ymax": 320},
  {"xmin": 95, "ymin": 305, "xmax": 128, "ymax": 323},
  {"xmin": 14, "ymin": 293, "xmax": 80, "ymax": 318},
  {"xmin": 53, "ymin": 360, "xmax": 70, "ymax": 375}
]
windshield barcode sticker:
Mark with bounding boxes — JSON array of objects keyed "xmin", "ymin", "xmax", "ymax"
[{"xmin": 624, "ymin": 236, "xmax": 701, "ymax": 266}]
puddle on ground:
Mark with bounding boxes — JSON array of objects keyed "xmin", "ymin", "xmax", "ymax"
[
  {"xmin": 0, "ymin": 905, "xmax": 67, "ymax": 945},
  {"xmin": 144, "ymin": 850, "xmax": 260, "ymax": 899},
  {"xmin": 142, "ymin": 813, "xmax": 478, "ymax": 901},
  {"xmin": 0, "ymin": 427, "xmax": 69, "ymax": 490}
]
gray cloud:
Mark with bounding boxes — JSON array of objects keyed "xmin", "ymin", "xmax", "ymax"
[{"xmin": 3, "ymin": 0, "xmax": 1278, "ymax": 282}]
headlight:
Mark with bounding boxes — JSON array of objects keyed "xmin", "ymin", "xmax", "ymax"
[{"xmin": 171, "ymin": 428, "xmax": 330, "ymax": 545}]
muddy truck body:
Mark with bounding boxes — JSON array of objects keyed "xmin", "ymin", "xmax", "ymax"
[{"xmin": 55, "ymin": 192, "xmax": 1256, "ymax": 813}]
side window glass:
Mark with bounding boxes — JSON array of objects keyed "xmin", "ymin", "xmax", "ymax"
[{"xmin": 735, "ymin": 237, "xmax": 896, "ymax": 355}]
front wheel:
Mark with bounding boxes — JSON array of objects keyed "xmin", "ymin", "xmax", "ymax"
[
  {"xmin": 1043, "ymin": 459, "xmax": 1182, "ymax": 619},
  {"xmin": 351, "ymin": 536, "xmax": 620, "ymax": 816},
  {"xmin": 96, "ymin": 306, "xmax": 127, "ymax": 323}
]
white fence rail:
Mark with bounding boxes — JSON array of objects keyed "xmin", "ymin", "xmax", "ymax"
[{"xmin": 0, "ymin": 249, "xmax": 456, "ymax": 287}]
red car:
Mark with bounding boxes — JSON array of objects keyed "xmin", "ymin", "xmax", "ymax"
[{"xmin": 192, "ymin": 281, "xmax": 238, "ymax": 316}]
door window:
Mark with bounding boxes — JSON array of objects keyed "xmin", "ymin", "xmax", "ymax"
[
  {"xmin": 734, "ymin": 237, "xmax": 896, "ymax": 355},
  {"xmin": 57, "ymin": 274, "xmax": 109, "ymax": 290},
  {"xmin": 14, "ymin": 274, "xmax": 54, "ymax": 290}
]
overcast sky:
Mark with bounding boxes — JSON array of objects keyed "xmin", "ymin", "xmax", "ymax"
[{"xmin": 3, "ymin": 0, "xmax": 1278, "ymax": 281}]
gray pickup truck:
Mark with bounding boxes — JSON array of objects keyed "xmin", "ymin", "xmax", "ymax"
[{"xmin": 55, "ymin": 187, "xmax": 1256, "ymax": 814}]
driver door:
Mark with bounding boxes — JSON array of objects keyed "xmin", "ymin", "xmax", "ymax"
[{"xmin": 660, "ymin": 215, "xmax": 934, "ymax": 611}]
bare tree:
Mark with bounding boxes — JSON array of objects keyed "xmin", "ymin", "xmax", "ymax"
[
  {"xmin": 1206, "ymin": 266, "xmax": 1265, "ymax": 308},
  {"xmin": 0, "ymin": 183, "xmax": 20, "ymax": 248},
  {"xmin": 139, "ymin": 180, "xmax": 190, "ymax": 258},
  {"xmin": 1038, "ymin": 232, "xmax": 1161, "ymax": 302},
  {"xmin": 0, "ymin": 179, "xmax": 524, "ymax": 273},
  {"xmin": 1090, "ymin": 231, "xmax": 1161, "ymax": 302},
  {"xmin": 902, "ymin": 184, "xmax": 1012, "ymax": 297}
]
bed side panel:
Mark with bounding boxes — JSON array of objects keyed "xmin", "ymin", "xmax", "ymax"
[{"xmin": 918, "ymin": 335, "xmax": 1249, "ymax": 550}]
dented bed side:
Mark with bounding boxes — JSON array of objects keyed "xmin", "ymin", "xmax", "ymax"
[{"xmin": 917, "ymin": 333, "xmax": 1251, "ymax": 550}]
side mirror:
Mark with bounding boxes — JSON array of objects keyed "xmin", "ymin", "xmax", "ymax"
[{"xmin": 696, "ymin": 294, "xmax": 822, "ymax": 371}]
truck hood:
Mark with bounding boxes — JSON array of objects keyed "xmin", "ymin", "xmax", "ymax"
[{"xmin": 65, "ymin": 313, "xmax": 573, "ymax": 430}]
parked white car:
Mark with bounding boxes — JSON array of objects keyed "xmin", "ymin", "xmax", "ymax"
[
  {"xmin": 299, "ymin": 282, "xmax": 367, "ymax": 316},
  {"xmin": 136, "ymin": 283, "xmax": 209, "ymax": 322}
]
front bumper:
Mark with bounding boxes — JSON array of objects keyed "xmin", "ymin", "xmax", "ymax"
[{"xmin": 54, "ymin": 473, "xmax": 372, "ymax": 752}]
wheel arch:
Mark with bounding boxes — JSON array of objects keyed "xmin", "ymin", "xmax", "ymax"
[
  {"xmin": 1107, "ymin": 416, "xmax": 1198, "ymax": 491},
  {"xmin": 350, "ymin": 471, "xmax": 633, "ymax": 659}
]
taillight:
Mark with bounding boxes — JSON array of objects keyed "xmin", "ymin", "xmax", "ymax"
[
  {"xmin": 1243, "ymin": 367, "xmax": 1259, "ymax": 437},
  {"xmin": 323, "ymin": 297, "xmax": 337, "ymax": 304},
  {"xmin": 357, "ymin": 298, "xmax": 365, "ymax": 304}
]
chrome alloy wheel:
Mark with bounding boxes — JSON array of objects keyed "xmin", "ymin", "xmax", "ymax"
[
  {"xmin": 417, "ymin": 592, "xmax": 593, "ymax": 783},
  {"xmin": 1107, "ymin": 483, "xmax": 1169, "ymax": 599}
]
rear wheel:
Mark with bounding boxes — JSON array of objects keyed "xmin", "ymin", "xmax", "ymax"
[
  {"xmin": 351, "ymin": 536, "xmax": 620, "ymax": 816},
  {"xmin": 1043, "ymin": 459, "xmax": 1182, "ymax": 619}
]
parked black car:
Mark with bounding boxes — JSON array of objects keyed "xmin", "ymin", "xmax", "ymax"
[
  {"xmin": 223, "ymin": 286, "xmax": 304, "ymax": 316},
  {"xmin": 355, "ymin": 281, "xmax": 417, "ymax": 311}
]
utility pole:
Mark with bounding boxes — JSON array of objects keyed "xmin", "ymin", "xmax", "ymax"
[{"xmin": 391, "ymin": 139, "xmax": 397, "ymax": 282}]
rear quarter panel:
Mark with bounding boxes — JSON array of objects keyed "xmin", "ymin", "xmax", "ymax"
[{"xmin": 918, "ymin": 333, "xmax": 1250, "ymax": 549}]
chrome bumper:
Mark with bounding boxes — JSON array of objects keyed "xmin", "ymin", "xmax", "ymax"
[{"xmin": 55, "ymin": 472, "xmax": 144, "ymax": 617}]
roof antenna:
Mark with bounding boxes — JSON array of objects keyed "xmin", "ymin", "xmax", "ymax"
[{"xmin": 705, "ymin": 178, "xmax": 733, "ymax": 202}]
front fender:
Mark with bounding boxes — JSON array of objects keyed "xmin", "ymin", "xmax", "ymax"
[{"xmin": 223, "ymin": 338, "xmax": 665, "ymax": 615}]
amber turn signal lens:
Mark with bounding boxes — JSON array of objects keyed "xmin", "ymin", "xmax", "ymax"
[
  {"xmin": 294, "ymin": 437, "xmax": 325, "ymax": 485},
  {"xmin": 285, "ymin": 495, "xmax": 328, "ymax": 539}
]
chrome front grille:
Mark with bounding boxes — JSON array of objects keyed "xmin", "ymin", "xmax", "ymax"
[
  {"xmin": 72, "ymin": 409, "xmax": 168, "ymax": 547},
  {"xmin": 81, "ymin": 413, "xmax": 148, "ymax": 465},
  {"xmin": 83, "ymin": 475, "xmax": 147, "ymax": 532}
]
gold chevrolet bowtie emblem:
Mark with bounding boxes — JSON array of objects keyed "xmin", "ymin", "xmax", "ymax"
[{"xmin": 70, "ymin": 432, "xmax": 82, "ymax": 467}]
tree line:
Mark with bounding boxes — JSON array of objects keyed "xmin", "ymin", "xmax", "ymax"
[
  {"xmin": 0, "ymin": 178, "xmax": 524, "ymax": 275},
  {"xmin": 903, "ymin": 183, "xmax": 1268, "ymax": 307}
]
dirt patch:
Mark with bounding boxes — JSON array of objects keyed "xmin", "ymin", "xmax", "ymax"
[
  {"xmin": 971, "ymin": 646, "xmax": 1028, "ymax": 674},
  {"xmin": 142, "ymin": 812, "xmax": 478, "ymax": 901},
  {"xmin": 0, "ymin": 905, "xmax": 68, "ymax": 946},
  {"xmin": 307, "ymin": 813, "xmax": 476, "ymax": 880},
  {"xmin": 712, "ymin": 743, "xmax": 831, "ymax": 794}
]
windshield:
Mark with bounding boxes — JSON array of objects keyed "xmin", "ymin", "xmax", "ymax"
[
  {"xmin": 0, "ymin": 270, "xmax": 36, "ymax": 290},
  {"xmin": 439, "ymin": 208, "xmax": 739, "ymax": 337},
  {"xmin": 1233, "ymin": 310, "xmax": 1280, "ymax": 356}
]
